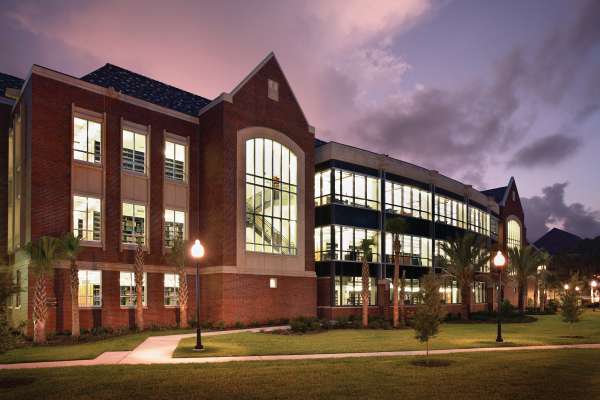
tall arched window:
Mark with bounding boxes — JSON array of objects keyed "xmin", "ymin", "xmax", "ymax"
[
  {"xmin": 245, "ymin": 138, "xmax": 298, "ymax": 255},
  {"xmin": 507, "ymin": 219, "xmax": 521, "ymax": 250}
]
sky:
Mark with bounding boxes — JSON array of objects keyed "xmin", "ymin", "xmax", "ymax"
[{"xmin": 1, "ymin": 0, "xmax": 599, "ymax": 241}]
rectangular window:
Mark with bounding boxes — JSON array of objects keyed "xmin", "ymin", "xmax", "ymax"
[
  {"xmin": 435, "ymin": 195, "xmax": 467, "ymax": 228},
  {"xmin": 440, "ymin": 279, "xmax": 461, "ymax": 304},
  {"xmin": 15, "ymin": 270, "xmax": 21, "ymax": 308},
  {"xmin": 389, "ymin": 278, "xmax": 423, "ymax": 305},
  {"xmin": 333, "ymin": 169, "xmax": 380, "ymax": 210},
  {"xmin": 314, "ymin": 226, "xmax": 334, "ymax": 261},
  {"xmin": 314, "ymin": 169, "xmax": 332, "ymax": 206},
  {"xmin": 333, "ymin": 225, "xmax": 379, "ymax": 262},
  {"xmin": 384, "ymin": 181, "xmax": 431, "ymax": 220},
  {"xmin": 73, "ymin": 195, "xmax": 102, "ymax": 242},
  {"xmin": 335, "ymin": 275, "xmax": 377, "ymax": 306},
  {"xmin": 122, "ymin": 129, "xmax": 147, "ymax": 173},
  {"xmin": 122, "ymin": 203, "xmax": 146, "ymax": 245},
  {"xmin": 78, "ymin": 270, "xmax": 102, "ymax": 308},
  {"xmin": 385, "ymin": 233, "xmax": 431, "ymax": 267},
  {"xmin": 120, "ymin": 271, "xmax": 146, "ymax": 307},
  {"xmin": 165, "ymin": 141, "xmax": 186, "ymax": 181},
  {"xmin": 269, "ymin": 277, "xmax": 278, "ymax": 288},
  {"xmin": 474, "ymin": 281, "xmax": 487, "ymax": 304},
  {"xmin": 164, "ymin": 209, "xmax": 185, "ymax": 248},
  {"xmin": 73, "ymin": 116, "xmax": 102, "ymax": 164},
  {"xmin": 468, "ymin": 206, "xmax": 491, "ymax": 236},
  {"xmin": 164, "ymin": 273, "xmax": 179, "ymax": 306}
]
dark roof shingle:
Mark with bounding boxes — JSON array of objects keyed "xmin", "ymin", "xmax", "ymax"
[
  {"xmin": 534, "ymin": 228, "xmax": 582, "ymax": 255},
  {"xmin": 81, "ymin": 64, "xmax": 211, "ymax": 116},
  {"xmin": 481, "ymin": 186, "xmax": 508, "ymax": 204},
  {"xmin": 0, "ymin": 72, "xmax": 24, "ymax": 97}
]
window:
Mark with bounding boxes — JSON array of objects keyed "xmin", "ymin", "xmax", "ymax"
[
  {"xmin": 268, "ymin": 79, "xmax": 279, "ymax": 101},
  {"xmin": 122, "ymin": 203, "xmax": 146, "ymax": 245},
  {"xmin": 491, "ymin": 216, "xmax": 499, "ymax": 240},
  {"xmin": 164, "ymin": 209, "xmax": 185, "ymax": 248},
  {"xmin": 384, "ymin": 181, "xmax": 431, "ymax": 220},
  {"xmin": 122, "ymin": 130, "xmax": 146, "ymax": 173},
  {"xmin": 164, "ymin": 273, "xmax": 179, "ymax": 306},
  {"xmin": 120, "ymin": 272, "xmax": 146, "ymax": 307},
  {"xmin": 440, "ymin": 279, "xmax": 460, "ymax": 304},
  {"xmin": 314, "ymin": 226, "xmax": 333, "ymax": 261},
  {"xmin": 390, "ymin": 278, "xmax": 423, "ymax": 305},
  {"xmin": 435, "ymin": 195, "xmax": 467, "ymax": 228},
  {"xmin": 332, "ymin": 225, "xmax": 379, "ymax": 262},
  {"xmin": 165, "ymin": 141, "xmax": 186, "ymax": 181},
  {"xmin": 385, "ymin": 233, "xmax": 431, "ymax": 267},
  {"xmin": 468, "ymin": 206, "xmax": 490, "ymax": 236},
  {"xmin": 335, "ymin": 275, "xmax": 377, "ymax": 306},
  {"xmin": 73, "ymin": 196, "xmax": 101, "ymax": 242},
  {"xmin": 507, "ymin": 219, "xmax": 521, "ymax": 250},
  {"xmin": 245, "ymin": 138, "xmax": 298, "ymax": 255},
  {"xmin": 78, "ymin": 270, "xmax": 102, "ymax": 308},
  {"xmin": 73, "ymin": 117, "xmax": 102, "ymax": 164},
  {"xmin": 474, "ymin": 281, "xmax": 487, "ymax": 304},
  {"xmin": 314, "ymin": 169, "xmax": 332, "ymax": 206},
  {"xmin": 269, "ymin": 277, "xmax": 278, "ymax": 289},
  {"xmin": 333, "ymin": 169, "xmax": 379, "ymax": 210}
]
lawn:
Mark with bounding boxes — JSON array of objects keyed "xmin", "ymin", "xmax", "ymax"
[
  {"xmin": 1, "ymin": 350, "xmax": 599, "ymax": 400},
  {"xmin": 0, "ymin": 329, "xmax": 192, "ymax": 364},
  {"xmin": 174, "ymin": 312, "xmax": 600, "ymax": 357}
]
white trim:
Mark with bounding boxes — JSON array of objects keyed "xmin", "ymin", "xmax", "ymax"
[
  {"xmin": 31, "ymin": 65, "xmax": 200, "ymax": 124},
  {"xmin": 197, "ymin": 92, "xmax": 233, "ymax": 117}
]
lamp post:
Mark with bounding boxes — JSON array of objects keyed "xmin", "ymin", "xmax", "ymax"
[
  {"xmin": 493, "ymin": 250, "xmax": 506, "ymax": 343},
  {"xmin": 191, "ymin": 239, "xmax": 205, "ymax": 351},
  {"xmin": 591, "ymin": 280, "xmax": 598, "ymax": 312}
]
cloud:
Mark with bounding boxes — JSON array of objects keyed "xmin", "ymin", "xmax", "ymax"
[
  {"xmin": 509, "ymin": 133, "xmax": 581, "ymax": 168},
  {"xmin": 522, "ymin": 183, "xmax": 600, "ymax": 241}
]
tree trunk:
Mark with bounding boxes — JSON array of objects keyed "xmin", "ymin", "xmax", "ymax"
[
  {"xmin": 533, "ymin": 278, "xmax": 539, "ymax": 310},
  {"xmin": 361, "ymin": 260, "xmax": 369, "ymax": 328},
  {"xmin": 134, "ymin": 244, "xmax": 145, "ymax": 331},
  {"xmin": 393, "ymin": 252, "xmax": 399, "ymax": 328},
  {"xmin": 400, "ymin": 269, "xmax": 406, "ymax": 327},
  {"xmin": 540, "ymin": 289, "xmax": 546, "ymax": 312},
  {"xmin": 33, "ymin": 274, "xmax": 48, "ymax": 344},
  {"xmin": 178, "ymin": 270, "xmax": 189, "ymax": 328},
  {"xmin": 518, "ymin": 281, "xmax": 525, "ymax": 313},
  {"xmin": 460, "ymin": 283, "xmax": 471, "ymax": 321},
  {"xmin": 70, "ymin": 259, "xmax": 80, "ymax": 338}
]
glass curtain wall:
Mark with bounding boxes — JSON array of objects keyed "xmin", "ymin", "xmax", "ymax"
[
  {"xmin": 384, "ymin": 181, "xmax": 431, "ymax": 220},
  {"xmin": 384, "ymin": 233, "xmax": 431, "ymax": 267}
]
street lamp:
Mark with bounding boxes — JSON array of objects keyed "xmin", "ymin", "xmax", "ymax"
[
  {"xmin": 493, "ymin": 250, "xmax": 506, "ymax": 343},
  {"xmin": 191, "ymin": 239, "xmax": 205, "ymax": 351},
  {"xmin": 564, "ymin": 284, "xmax": 570, "ymax": 290}
]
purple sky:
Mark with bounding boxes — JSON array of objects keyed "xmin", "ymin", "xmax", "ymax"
[{"xmin": 1, "ymin": 0, "xmax": 599, "ymax": 241}]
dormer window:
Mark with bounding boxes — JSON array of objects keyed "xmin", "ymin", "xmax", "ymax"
[{"xmin": 268, "ymin": 79, "xmax": 279, "ymax": 101}]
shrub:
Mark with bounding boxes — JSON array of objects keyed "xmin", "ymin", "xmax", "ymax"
[
  {"xmin": 213, "ymin": 321, "xmax": 226, "ymax": 330},
  {"xmin": 234, "ymin": 321, "xmax": 245, "ymax": 329},
  {"xmin": 500, "ymin": 300, "xmax": 516, "ymax": 317},
  {"xmin": 547, "ymin": 300, "xmax": 559, "ymax": 314},
  {"xmin": 290, "ymin": 316, "xmax": 321, "ymax": 333}
]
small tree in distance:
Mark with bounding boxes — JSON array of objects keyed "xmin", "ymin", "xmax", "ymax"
[
  {"xmin": 413, "ymin": 274, "xmax": 446, "ymax": 363},
  {"xmin": 561, "ymin": 273, "xmax": 584, "ymax": 327},
  {"xmin": 359, "ymin": 238, "xmax": 375, "ymax": 328}
]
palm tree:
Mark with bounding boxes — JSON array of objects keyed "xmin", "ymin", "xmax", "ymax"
[
  {"xmin": 167, "ymin": 238, "xmax": 189, "ymax": 328},
  {"xmin": 439, "ymin": 233, "xmax": 489, "ymax": 321},
  {"xmin": 534, "ymin": 251, "xmax": 551, "ymax": 310},
  {"xmin": 539, "ymin": 267, "xmax": 559, "ymax": 312},
  {"xmin": 62, "ymin": 233, "xmax": 82, "ymax": 338},
  {"xmin": 359, "ymin": 238, "xmax": 375, "ymax": 328},
  {"xmin": 385, "ymin": 217, "xmax": 408, "ymax": 328},
  {"xmin": 134, "ymin": 242, "xmax": 145, "ymax": 331},
  {"xmin": 508, "ymin": 245, "xmax": 542, "ymax": 313},
  {"xmin": 25, "ymin": 236, "xmax": 63, "ymax": 343}
]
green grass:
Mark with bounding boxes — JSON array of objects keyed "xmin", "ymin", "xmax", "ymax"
[
  {"xmin": 174, "ymin": 312, "xmax": 600, "ymax": 357},
  {"xmin": 1, "ymin": 350, "xmax": 599, "ymax": 399},
  {"xmin": 0, "ymin": 329, "xmax": 192, "ymax": 364}
]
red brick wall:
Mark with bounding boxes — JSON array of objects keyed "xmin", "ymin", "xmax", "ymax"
[{"xmin": 0, "ymin": 103, "xmax": 10, "ymax": 262}]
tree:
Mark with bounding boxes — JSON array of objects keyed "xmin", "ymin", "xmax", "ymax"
[
  {"xmin": 535, "ymin": 251, "xmax": 552, "ymax": 311},
  {"xmin": 359, "ymin": 238, "xmax": 375, "ymax": 328},
  {"xmin": 25, "ymin": 236, "xmax": 63, "ymax": 344},
  {"xmin": 413, "ymin": 274, "xmax": 445, "ymax": 361},
  {"xmin": 385, "ymin": 217, "xmax": 408, "ymax": 328},
  {"xmin": 134, "ymin": 242, "xmax": 145, "ymax": 331},
  {"xmin": 0, "ymin": 270, "xmax": 19, "ymax": 353},
  {"xmin": 560, "ymin": 273, "xmax": 584, "ymax": 325},
  {"xmin": 62, "ymin": 233, "xmax": 82, "ymax": 337},
  {"xmin": 508, "ymin": 246, "xmax": 542, "ymax": 313},
  {"xmin": 167, "ymin": 238, "xmax": 189, "ymax": 328},
  {"xmin": 439, "ymin": 234, "xmax": 488, "ymax": 320},
  {"xmin": 539, "ymin": 268, "xmax": 559, "ymax": 312}
]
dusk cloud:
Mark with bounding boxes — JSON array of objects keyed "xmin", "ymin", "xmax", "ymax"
[
  {"xmin": 522, "ymin": 183, "xmax": 600, "ymax": 242},
  {"xmin": 509, "ymin": 133, "xmax": 581, "ymax": 168}
]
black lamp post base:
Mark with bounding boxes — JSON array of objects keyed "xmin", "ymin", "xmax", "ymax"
[
  {"xmin": 496, "ymin": 337, "xmax": 504, "ymax": 343},
  {"xmin": 192, "ymin": 346, "xmax": 205, "ymax": 352}
]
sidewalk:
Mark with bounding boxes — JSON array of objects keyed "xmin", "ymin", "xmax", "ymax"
[{"xmin": 2, "ymin": 327, "xmax": 600, "ymax": 370}]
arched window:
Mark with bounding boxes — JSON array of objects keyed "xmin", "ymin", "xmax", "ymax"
[
  {"xmin": 245, "ymin": 138, "xmax": 298, "ymax": 255},
  {"xmin": 507, "ymin": 219, "xmax": 521, "ymax": 250}
]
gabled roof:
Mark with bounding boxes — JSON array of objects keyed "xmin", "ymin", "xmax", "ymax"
[
  {"xmin": 315, "ymin": 138, "xmax": 328, "ymax": 147},
  {"xmin": 482, "ymin": 176, "xmax": 516, "ymax": 206},
  {"xmin": 81, "ymin": 64, "xmax": 211, "ymax": 116},
  {"xmin": 534, "ymin": 228, "xmax": 582, "ymax": 255},
  {"xmin": 0, "ymin": 72, "xmax": 24, "ymax": 97}
]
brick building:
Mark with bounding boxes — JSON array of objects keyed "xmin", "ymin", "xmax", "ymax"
[{"xmin": 1, "ymin": 53, "xmax": 528, "ymax": 334}]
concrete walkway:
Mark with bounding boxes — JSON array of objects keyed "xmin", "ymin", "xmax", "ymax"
[{"xmin": 2, "ymin": 327, "xmax": 600, "ymax": 370}]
